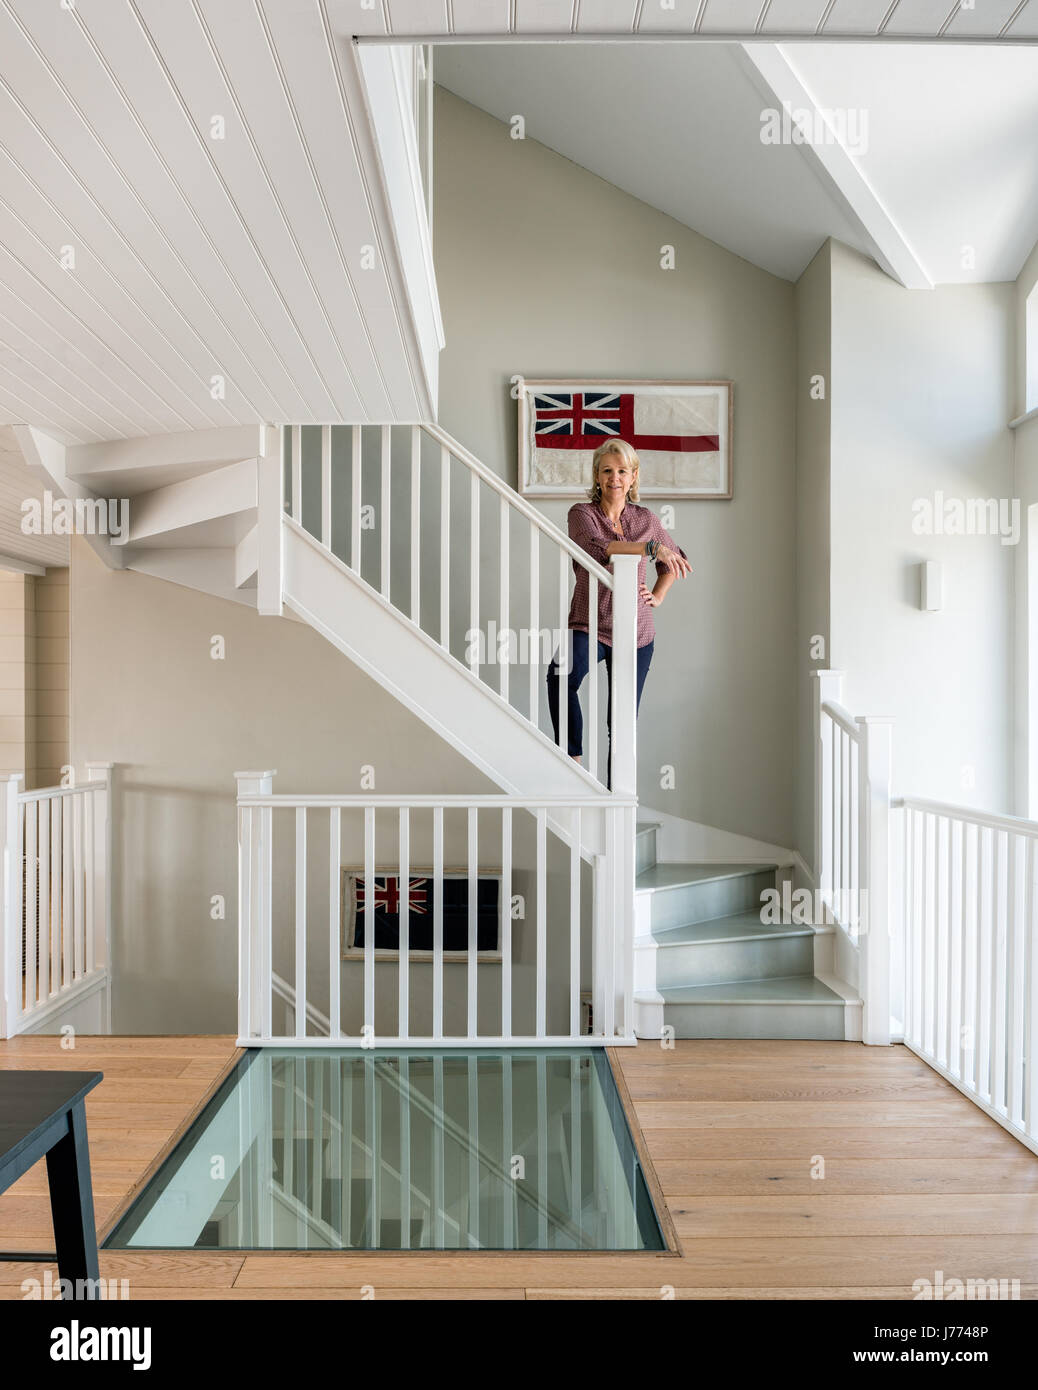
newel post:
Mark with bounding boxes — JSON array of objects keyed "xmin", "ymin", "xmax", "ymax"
[
  {"xmin": 813, "ymin": 669, "xmax": 844, "ymax": 898},
  {"xmin": 609, "ymin": 555, "xmax": 640, "ymax": 798},
  {"xmin": 0, "ymin": 774, "xmax": 23, "ymax": 1040},
  {"xmin": 236, "ymin": 770, "xmax": 276, "ymax": 1042},
  {"xmin": 860, "ymin": 718, "xmax": 894, "ymax": 1046}
]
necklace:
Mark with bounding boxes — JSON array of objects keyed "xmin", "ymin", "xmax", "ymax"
[{"xmin": 599, "ymin": 500, "xmax": 625, "ymax": 538}]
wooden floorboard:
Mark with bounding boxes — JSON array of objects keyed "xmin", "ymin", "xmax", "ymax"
[{"xmin": 0, "ymin": 1035, "xmax": 1034, "ymax": 1300}]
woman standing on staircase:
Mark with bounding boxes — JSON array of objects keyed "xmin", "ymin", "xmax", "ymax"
[{"xmin": 547, "ymin": 438, "xmax": 691, "ymax": 783}]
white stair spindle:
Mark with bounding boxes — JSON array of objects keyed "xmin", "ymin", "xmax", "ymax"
[
  {"xmin": 499, "ymin": 496, "xmax": 509, "ymax": 702},
  {"xmin": 410, "ymin": 428, "xmax": 421, "ymax": 624},
  {"xmin": 399, "ymin": 807, "xmax": 410, "ymax": 1041},
  {"xmin": 558, "ymin": 550, "xmax": 568, "ymax": 760},
  {"xmin": 295, "ymin": 806, "xmax": 307, "ymax": 1039},
  {"xmin": 467, "ymin": 807, "xmax": 478, "ymax": 1037},
  {"xmin": 364, "ymin": 806, "xmax": 375, "ymax": 1040},
  {"xmin": 588, "ymin": 576, "xmax": 598, "ymax": 781},
  {"xmin": 238, "ymin": 802, "xmax": 253, "ymax": 1041},
  {"xmin": 50, "ymin": 799, "xmax": 61, "ymax": 992},
  {"xmin": 83, "ymin": 789, "xmax": 94, "ymax": 977},
  {"xmin": 350, "ymin": 424, "xmax": 362, "ymax": 573},
  {"xmin": 60, "ymin": 797, "xmax": 70, "ymax": 988},
  {"xmin": 529, "ymin": 526, "xmax": 539, "ymax": 728},
  {"xmin": 569, "ymin": 808, "xmax": 580, "ymax": 1038},
  {"xmin": 993, "ymin": 830, "xmax": 1008, "ymax": 1115},
  {"xmin": 501, "ymin": 808, "xmax": 512, "ymax": 1039},
  {"xmin": 440, "ymin": 446, "xmax": 450, "ymax": 651},
  {"xmin": 1009, "ymin": 833, "xmax": 1026, "ymax": 1126},
  {"xmin": 72, "ymin": 793, "xmax": 84, "ymax": 979},
  {"xmin": 291, "ymin": 425, "xmax": 301, "ymax": 524},
  {"xmin": 535, "ymin": 807, "xmax": 546, "ymax": 1036},
  {"xmin": 25, "ymin": 800, "xmax": 37, "ymax": 1008},
  {"xmin": 329, "ymin": 807, "xmax": 341, "ymax": 1040},
  {"xmin": 470, "ymin": 474, "xmax": 480, "ymax": 677},
  {"xmin": 433, "ymin": 806, "xmax": 444, "ymax": 1040},
  {"xmin": 380, "ymin": 424, "xmax": 391, "ymax": 600},
  {"xmin": 977, "ymin": 826, "xmax": 993, "ymax": 1099},
  {"xmin": 38, "ymin": 799, "xmax": 49, "ymax": 1002},
  {"xmin": 321, "ymin": 425, "xmax": 332, "ymax": 550}
]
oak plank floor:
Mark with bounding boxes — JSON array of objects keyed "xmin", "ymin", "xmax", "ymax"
[{"xmin": 0, "ymin": 1036, "xmax": 1035, "ymax": 1300}]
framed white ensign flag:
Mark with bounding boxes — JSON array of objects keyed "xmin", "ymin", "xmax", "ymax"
[{"xmin": 517, "ymin": 378, "xmax": 733, "ymax": 500}]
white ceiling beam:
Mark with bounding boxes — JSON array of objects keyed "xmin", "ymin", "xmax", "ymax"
[
  {"xmin": 65, "ymin": 424, "xmax": 273, "ymax": 481},
  {"xmin": 0, "ymin": 552, "xmax": 45, "ymax": 576},
  {"xmin": 735, "ymin": 43, "xmax": 933, "ymax": 289},
  {"xmin": 12, "ymin": 425, "xmax": 125, "ymax": 570}
]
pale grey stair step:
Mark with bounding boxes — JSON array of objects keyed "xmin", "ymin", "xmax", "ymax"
[
  {"xmin": 636, "ymin": 862, "xmax": 777, "ymax": 931},
  {"xmin": 643, "ymin": 910, "xmax": 815, "ymax": 988},
  {"xmin": 643, "ymin": 975, "xmax": 850, "ymax": 1041}
]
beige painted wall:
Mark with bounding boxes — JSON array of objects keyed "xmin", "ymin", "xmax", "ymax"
[
  {"xmin": 794, "ymin": 242, "xmax": 832, "ymax": 878},
  {"xmin": 829, "ymin": 241, "xmax": 1015, "ymax": 813},
  {"xmin": 433, "ymin": 87, "xmax": 799, "ymax": 850},
  {"xmin": 69, "ymin": 538, "xmax": 493, "ymax": 1034}
]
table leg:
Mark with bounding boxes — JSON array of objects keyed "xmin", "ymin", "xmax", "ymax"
[{"xmin": 45, "ymin": 1102, "xmax": 100, "ymax": 1299}]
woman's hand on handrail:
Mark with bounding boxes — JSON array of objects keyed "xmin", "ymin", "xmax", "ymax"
[{"xmin": 654, "ymin": 544, "xmax": 692, "ymax": 578}]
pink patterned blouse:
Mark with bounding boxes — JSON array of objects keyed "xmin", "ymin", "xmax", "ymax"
[{"xmin": 566, "ymin": 501, "xmax": 687, "ymax": 649}]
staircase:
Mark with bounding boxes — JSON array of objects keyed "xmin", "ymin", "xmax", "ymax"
[
  {"xmin": 13, "ymin": 419, "xmax": 860, "ymax": 1045},
  {"xmin": 632, "ymin": 821, "xmax": 862, "ymax": 1041}
]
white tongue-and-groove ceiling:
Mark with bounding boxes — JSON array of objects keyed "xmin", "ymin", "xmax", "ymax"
[{"xmin": 0, "ymin": 0, "xmax": 434, "ymax": 453}]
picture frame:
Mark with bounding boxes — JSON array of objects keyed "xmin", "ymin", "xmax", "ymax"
[
  {"xmin": 516, "ymin": 377, "xmax": 733, "ymax": 500},
  {"xmin": 340, "ymin": 867, "xmax": 503, "ymax": 962}
]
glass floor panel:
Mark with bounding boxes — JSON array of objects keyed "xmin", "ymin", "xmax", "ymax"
[{"xmin": 104, "ymin": 1050, "xmax": 664, "ymax": 1252}]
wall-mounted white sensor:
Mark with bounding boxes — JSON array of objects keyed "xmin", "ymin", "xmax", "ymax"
[{"xmin": 921, "ymin": 560, "xmax": 942, "ymax": 611}]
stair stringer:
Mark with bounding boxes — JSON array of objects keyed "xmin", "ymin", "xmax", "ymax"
[{"xmin": 282, "ymin": 520, "xmax": 612, "ymax": 857}]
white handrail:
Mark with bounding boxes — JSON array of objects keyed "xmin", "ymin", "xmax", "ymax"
[
  {"xmin": 237, "ymin": 793, "xmax": 639, "ymax": 808},
  {"xmin": 820, "ymin": 698, "xmax": 861, "ymax": 742},
  {"xmin": 895, "ymin": 795, "xmax": 1038, "ymax": 838}
]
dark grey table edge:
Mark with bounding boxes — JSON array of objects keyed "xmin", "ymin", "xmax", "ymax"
[{"xmin": 0, "ymin": 1071, "xmax": 103, "ymax": 1299}]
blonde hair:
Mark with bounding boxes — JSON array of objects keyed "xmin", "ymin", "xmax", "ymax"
[{"xmin": 588, "ymin": 438, "xmax": 640, "ymax": 504}]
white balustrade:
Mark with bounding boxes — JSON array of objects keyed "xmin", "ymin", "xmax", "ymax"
[
  {"xmin": 899, "ymin": 796, "xmax": 1038, "ymax": 1155},
  {"xmin": 235, "ymin": 781, "xmax": 637, "ymax": 1049},
  {"xmin": 0, "ymin": 764, "xmax": 113, "ymax": 1039}
]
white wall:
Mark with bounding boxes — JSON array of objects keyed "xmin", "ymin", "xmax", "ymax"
[
  {"xmin": 829, "ymin": 241, "xmax": 1016, "ymax": 812},
  {"xmin": 433, "ymin": 87, "xmax": 799, "ymax": 851},
  {"xmin": 1013, "ymin": 236, "xmax": 1038, "ymax": 814}
]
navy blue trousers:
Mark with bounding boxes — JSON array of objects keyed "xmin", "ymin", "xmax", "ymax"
[{"xmin": 547, "ymin": 630, "xmax": 653, "ymax": 783}]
